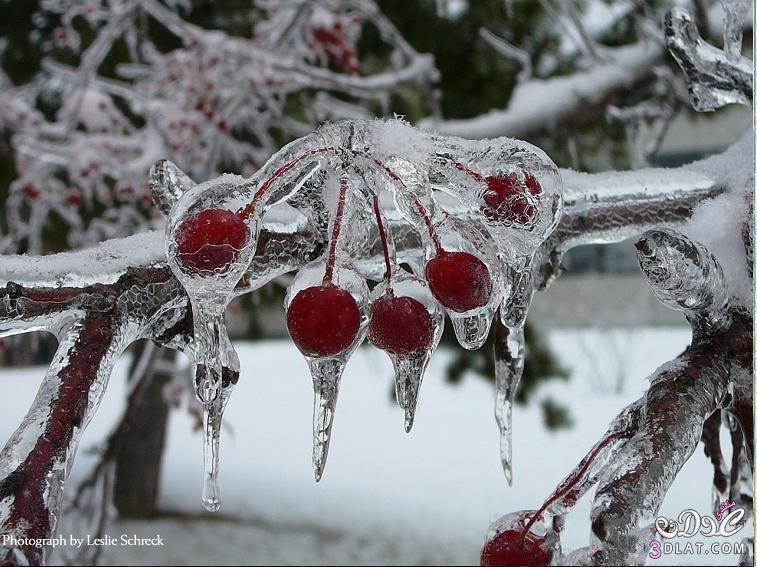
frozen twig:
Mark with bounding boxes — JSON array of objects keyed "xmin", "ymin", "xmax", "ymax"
[{"xmin": 665, "ymin": 7, "xmax": 753, "ymax": 111}]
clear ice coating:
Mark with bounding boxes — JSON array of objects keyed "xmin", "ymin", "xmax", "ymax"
[
  {"xmin": 284, "ymin": 261, "xmax": 370, "ymax": 480},
  {"xmin": 162, "ymin": 170, "xmax": 258, "ymax": 511},
  {"xmin": 665, "ymin": 7, "xmax": 752, "ymax": 112},
  {"xmin": 370, "ymin": 272, "xmax": 444, "ymax": 432},
  {"xmin": 150, "ymin": 118, "xmax": 564, "ymax": 496}
]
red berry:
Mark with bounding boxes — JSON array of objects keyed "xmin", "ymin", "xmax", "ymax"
[
  {"xmin": 65, "ymin": 192, "xmax": 81, "ymax": 207},
  {"xmin": 425, "ymin": 251, "xmax": 492, "ymax": 313},
  {"xmin": 368, "ymin": 293, "xmax": 433, "ymax": 357},
  {"xmin": 287, "ymin": 284, "xmax": 361, "ymax": 357},
  {"xmin": 482, "ymin": 172, "xmax": 539, "ymax": 225},
  {"xmin": 480, "ymin": 529, "xmax": 551, "ymax": 567},
  {"xmin": 21, "ymin": 184, "xmax": 40, "ymax": 200},
  {"xmin": 175, "ymin": 208, "xmax": 249, "ymax": 275}
]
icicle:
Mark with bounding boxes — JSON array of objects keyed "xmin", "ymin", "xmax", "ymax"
[
  {"xmin": 500, "ymin": 255, "xmax": 534, "ymax": 328},
  {"xmin": 202, "ymin": 396, "xmax": 226, "ymax": 512},
  {"xmin": 310, "ymin": 357, "xmax": 345, "ymax": 481},
  {"xmin": 164, "ymin": 177, "xmax": 260, "ymax": 511},
  {"xmin": 391, "ymin": 354, "xmax": 430, "ymax": 432},
  {"xmin": 450, "ymin": 310, "xmax": 495, "ymax": 350},
  {"xmin": 191, "ymin": 305, "xmax": 227, "ymax": 404},
  {"xmin": 493, "ymin": 321, "xmax": 524, "ymax": 485}
]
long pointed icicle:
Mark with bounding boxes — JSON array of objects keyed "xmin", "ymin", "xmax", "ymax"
[
  {"xmin": 493, "ymin": 318, "xmax": 525, "ymax": 486},
  {"xmin": 201, "ymin": 397, "xmax": 225, "ymax": 512},
  {"xmin": 309, "ymin": 357, "xmax": 345, "ymax": 481}
]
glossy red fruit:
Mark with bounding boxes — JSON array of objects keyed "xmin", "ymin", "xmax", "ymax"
[
  {"xmin": 287, "ymin": 284, "xmax": 361, "ymax": 357},
  {"xmin": 482, "ymin": 172, "xmax": 540, "ymax": 225},
  {"xmin": 368, "ymin": 293, "xmax": 433, "ymax": 357},
  {"xmin": 175, "ymin": 208, "xmax": 249, "ymax": 275},
  {"xmin": 480, "ymin": 529, "xmax": 551, "ymax": 567},
  {"xmin": 425, "ymin": 251, "xmax": 492, "ymax": 313}
]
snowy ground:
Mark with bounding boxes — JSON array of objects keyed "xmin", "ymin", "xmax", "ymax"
[{"xmin": 0, "ymin": 327, "xmax": 751, "ymax": 566}]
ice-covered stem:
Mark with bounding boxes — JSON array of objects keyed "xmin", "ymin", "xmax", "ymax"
[
  {"xmin": 0, "ymin": 133, "xmax": 737, "ymax": 294},
  {"xmin": 59, "ymin": 342, "xmax": 161, "ymax": 565},
  {"xmin": 635, "ymin": 228, "xmax": 730, "ymax": 333},
  {"xmin": 664, "ymin": 7, "xmax": 753, "ymax": 112},
  {"xmin": 366, "ymin": 156, "xmax": 442, "ymax": 252},
  {"xmin": 0, "ymin": 315, "xmax": 120, "ymax": 566},
  {"xmin": 0, "ymin": 269, "xmax": 188, "ymax": 565},
  {"xmin": 590, "ymin": 349, "xmax": 731, "ymax": 565},
  {"xmin": 0, "ymin": 310, "xmax": 123, "ymax": 564},
  {"xmin": 550, "ymin": 163, "xmax": 727, "ymax": 254},
  {"xmin": 371, "ymin": 190, "xmax": 393, "ymax": 284},
  {"xmin": 701, "ymin": 410, "xmax": 730, "ymax": 511},
  {"xmin": 742, "ymin": 199, "xmax": 753, "ymax": 279},
  {"xmin": 539, "ymin": 400, "xmax": 643, "ymax": 522},
  {"xmin": 323, "ymin": 172, "xmax": 350, "ymax": 284}
]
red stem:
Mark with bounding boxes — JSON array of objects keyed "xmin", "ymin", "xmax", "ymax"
[
  {"xmin": 237, "ymin": 144, "xmax": 442, "ymax": 255},
  {"xmin": 238, "ymin": 147, "xmax": 332, "ymax": 220},
  {"xmin": 368, "ymin": 156, "xmax": 442, "ymax": 253},
  {"xmin": 372, "ymin": 192, "xmax": 393, "ymax": 286},
  {"xmin": 323, "ymin": 173, "xmax": 349, "ymax": 284},
  {"xmin": 520, "ymin": 431, "xmax": 629, "ymax": 539},
  {"xmin": 440, "ymin": 156, "xmax": 485, "ymax": 183}
]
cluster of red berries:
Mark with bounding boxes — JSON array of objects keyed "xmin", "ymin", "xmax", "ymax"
[
  {"xmin": 173, "ymin": 168, "xmax": 539, "ymax": 360},
  {"xmin": 174, "ymin": 208, "xmax": 494, "ymax": 360},
  {"xmin": 286, "ymin": 249, "xmax": 492, "ymax": 360}
]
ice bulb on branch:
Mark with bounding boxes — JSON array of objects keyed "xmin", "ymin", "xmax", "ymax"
[
  {"xmin": 368, "ymin": 272, "xmax": 444, "ymax": 431},
  {"xmin": 426, "ymin": 251, "xmax": 492, "ymax": 312},
  {"xmin": 424, "ymin": 216, "xmax": 505, "ymax": 350},
  {"xmin": 285, "ymin": 261, "xmax": 369, "ymax": 480},
  {"xmin": 175, "ymin": 209, "xmax": 250, "ymax": 275},
  {"xmin": 635, "ymin": 229, "xmax": 729, "ymax": 318},
  {"xmin": 164, "ymin": 174, "xmax": 261, "ymax": 511}
]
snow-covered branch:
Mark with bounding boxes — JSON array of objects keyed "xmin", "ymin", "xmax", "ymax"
[{"xmin": 418, "ymin": 41, "xmax": 663, "ymax": 139}]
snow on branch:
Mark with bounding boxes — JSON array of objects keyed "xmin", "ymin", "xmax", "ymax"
[{"xmin": 418, "ymin": 41, "xmax": 663, "ymax": 139}]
